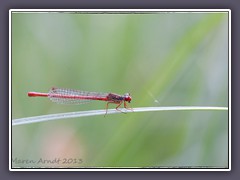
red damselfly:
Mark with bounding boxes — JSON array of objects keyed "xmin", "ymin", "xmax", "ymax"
[{"xmin": 28, "ymin": 87, "xmax": 132, "ymax": 115}]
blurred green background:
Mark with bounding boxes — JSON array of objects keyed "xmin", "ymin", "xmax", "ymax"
[{"xmin": 12, "ymin": 11, "xmax": 229, "ymax": 168}]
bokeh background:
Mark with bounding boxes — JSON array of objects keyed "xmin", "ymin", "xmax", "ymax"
[{"xmin": 12, "ymin": 11, "xmax": 229, "ymax": 168}]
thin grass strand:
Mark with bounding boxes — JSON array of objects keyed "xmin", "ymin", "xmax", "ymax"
[{"xmin": 12, "ymin": 106, "xmax": 228, "ymax": 126}]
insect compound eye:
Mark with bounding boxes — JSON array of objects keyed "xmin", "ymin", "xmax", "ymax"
[{"xmin": 124, "ymin": 93, "xmax": 132, "ymax": 103}]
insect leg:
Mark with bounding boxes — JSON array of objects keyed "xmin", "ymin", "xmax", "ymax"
[
  {"xmin": 124, "ymin": 101, "xmax": 134, "ymax": 112},
  {"xmin": 115, "ymin": 101, "xmax": 124, "ymax": 112},
  {"xmin": 105, "ymin": 101, "xmax": 122, "ymax": 116},
  {"xmin": 105, "ymin": 102, "xmax": 112, "ymax": 117}
]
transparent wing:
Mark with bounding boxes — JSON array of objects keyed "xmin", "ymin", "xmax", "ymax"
[{"xmin": 48, "ymin": 87, "xmax": 108, "ymax": 105}]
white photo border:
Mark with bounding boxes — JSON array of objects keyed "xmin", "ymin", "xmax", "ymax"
[{"xmin": 9, "ymin": 9, "xmax": 231, "ymax": 171}]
